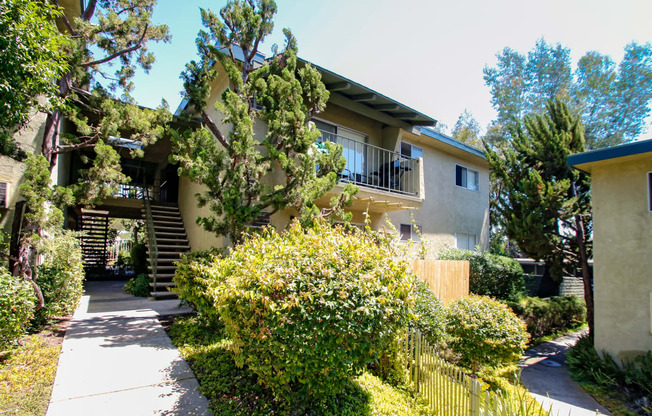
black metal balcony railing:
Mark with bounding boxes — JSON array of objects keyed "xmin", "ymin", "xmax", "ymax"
[
  {"xmin": 114, "ymin": 181, "xmax": 168, "ymax": 202},
  {"xmin": 319, "ymin": 131, "xmax": 420, "ymax": 196}
]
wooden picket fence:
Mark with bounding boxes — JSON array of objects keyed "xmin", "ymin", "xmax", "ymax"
[
  {"xmin": 405, "ymin": 326, "xmax": 553, "ymax": 416},
  {"xmin": 410, "ymin": 260, "xmax": 469, "ymax": 305}
]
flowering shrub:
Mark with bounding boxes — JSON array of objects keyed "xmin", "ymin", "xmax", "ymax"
[
  {"xmin": 447, "ymin": 295, "xmax": 529, "ymax": 371},
  {"xmin": 207, "ymin": 220, "xmax": 412, "ymax": 403}
]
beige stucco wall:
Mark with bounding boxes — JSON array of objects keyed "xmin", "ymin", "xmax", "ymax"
[
  {"xmin": 387, "ymin": 137, "xmax": 490, "ymax": 258},
  {"xmin": 590, "ymin": 155, "xmax": 652, "ymax": 361},
  {"xmin": 0, "ymin": 109, "xmax": 48, "ymax": 233}
]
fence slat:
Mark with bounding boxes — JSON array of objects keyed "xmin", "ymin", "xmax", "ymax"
[{"xmin": 410, "ymin": 260, "xmax": 469, "ymax": 305}]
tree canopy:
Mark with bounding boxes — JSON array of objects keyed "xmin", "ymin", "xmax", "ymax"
[
  {"xmin": 38, "ymin": 0, "xmax": 172, "ymax": 206},
  {"xmin": 484, "ymin": 39, "xmax": 652, "ymax": 149},
  {"xmin": 0, "ymin": 0, "xmax": 68, "ymax": 159},
  {"xmin": 171, "ymin": 0, "xmax": 353, "ymax": 244},
  {"xmin": 451, "ymin": 109, "xmax": 482, "ymax": 149},
  {"xmin": 485, "ymin": 100, "xmax": 594, "ymax": 334}
]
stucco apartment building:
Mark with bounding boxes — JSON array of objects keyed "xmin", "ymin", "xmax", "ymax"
[
  {"xmin": 174, "ymin": 57, "xmax": 489, "ymax": 255},
  {"xmin": 0, "ymin": 36, "xmax": 488, "ymax": 295},
  {"xmin": 569, "ymin": 139, "xmax": 652, "ymax": 362}
]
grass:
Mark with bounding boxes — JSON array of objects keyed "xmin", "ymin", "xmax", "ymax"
[
  {"xmin": 0, "ymin": 335, "xmax": 62, "ymax": 416},
  {"xmin": 168, "ymin": 314, "xmax": 432, "ymax": 416}
]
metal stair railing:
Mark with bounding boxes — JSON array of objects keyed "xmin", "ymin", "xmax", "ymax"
[{"xmin": 142, "ymin": 182, "xmax": 158, "ymax": 294}]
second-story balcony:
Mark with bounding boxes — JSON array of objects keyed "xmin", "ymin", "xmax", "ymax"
[{"xmin": 319, "ymin": 131, "xmax": 423, "ymax": 199}]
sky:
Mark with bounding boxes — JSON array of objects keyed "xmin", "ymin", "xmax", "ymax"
[{"xmin": 128, "ymin": 0, "xmax": 652, "ymax": 139}]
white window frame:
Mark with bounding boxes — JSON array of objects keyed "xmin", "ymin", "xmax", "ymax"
[
  {"xmin": 401, "ymin": 142, "xmax": 423, "ymax": 159},
  {"xmin": 400, "ymin": 223, "xmax": 422, "ymax": 242},
  {"xmin": 455, "ymin": 232, "xmax": 477, "ymax": 250},
  {"xmin": 455, "ymin": 164, "xmax": 479, "ymax": 191}
]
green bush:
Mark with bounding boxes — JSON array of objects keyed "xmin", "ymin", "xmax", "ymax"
[
  {"xmin": 207, "ymin": 220, "xmax": 412, "ymax": 404},
  {"xmin": 129, "ymin": 242, "xmax": 148, "ymax": 274},
  {"xmin": 409, "ymin": 278, "xmax": 446, "ymax": 346},
  {"xmin": 173, "ymin": 248, "xmax": 225, "ymax": 319},
  {"xmin": 123, "ymin": 273, "xmax": 151, "ymax": 297},
  {"xmin": 33, "ymin": 230, "xmax": 84, "ymax": 324},
  {"xmin": 507, "ymin": 295, "xmax": 586, "ymax": 339},
  {"xmin": 0, "ymin": 268, "xmax": 35, "ymax": 348},
  {"xmin": 568, "ymin": 335, "xmax": 652, "ymax": 398},
  {"xmin": 446, "ymin": 295, "xmax": 529, "ymax": 371},
  {"xmin": 438, "ymin": 248, "xmax": 525, "ymax": 301}
]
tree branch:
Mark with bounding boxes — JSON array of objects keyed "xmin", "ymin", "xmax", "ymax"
[
  {"xmin": 80, "ymin": 24, "xmax": 149, "ymax": 67},
  {"xmin": 81, "ymin": 0, "xmax": 97, "ymax": 21},
  {"xmin": 52, "ymin": 0, "xmax": 79, "ymax": 36},
  {"xmin": 54, "ymin": 136, "xmax": 99, "ymax": 154},
  {"xmin": 201, "ymin": 110, "xmax": 229, "ymax": 148}
]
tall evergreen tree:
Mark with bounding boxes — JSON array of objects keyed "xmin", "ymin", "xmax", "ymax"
[
  {"xmin": 485, "ymin": 100, "xmax": 594, "ymax": 336},
  {"xmin": 171, "ymin": 0, "xmax": 353, "ymax": 244},
  {"xmin": 40, "ymin": 0, "xmax": 172, "ymax": 202}
]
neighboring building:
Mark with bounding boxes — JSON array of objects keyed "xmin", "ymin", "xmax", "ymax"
[
  {"xmin": 174, "ymin": 57, "xmax": 489, "ymax": 254},
  {"xmin": 568, "ymin": 139, "xmax": 652, "ymax": 362}
]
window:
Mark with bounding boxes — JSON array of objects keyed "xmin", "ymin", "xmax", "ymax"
[
  {"xmin": 456, "ymin": 164, "xmax": 479, "ymax": 191},
  {"xmin": 456, "ymin": 233, "xmax": 477, "ymax": 250},
  {"xmin": 648, "ymin": 172, "xmax": 652, "ymax": 212},
  {"xmin": 401, "ymin": 142, "xmax": 423, "ymax": 159},
  {"xmin": 400, "ymin": 223, "xmax": 422, "ymax": 242},
  {"xmin": 313, "ymin": 119, "xmax": 367, "ymax": 178}
]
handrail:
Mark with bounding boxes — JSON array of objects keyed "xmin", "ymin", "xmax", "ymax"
[{"xmin": 142, "ymin": 185, "xmax": 158, "ymax": 295}]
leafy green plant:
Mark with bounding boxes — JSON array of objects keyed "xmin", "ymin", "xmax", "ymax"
[
  {"xmin": 0, "ymin": 268, "xmax": 35, "ymax": 349},
  {"xmin": 32, "ymin": 230, "xmax": 84, "ymax": 325},
  {"xmin": 568, "ymin": 335, "xmax": 652, "ymax": 404},
  {"xmin": 410, "ymin": 278, "xmax": 447, "ymax": 346},
  {"xmin": 207, "ymin": 220, "xmax": 412, "ymax": 405},
  {"xmin": 173, "ymin": 248, "xmax": 225, "ymax": 319},
  {"xmin": 507, "ymin": 295, "xmax": 586, "ymax": 339},
  {"xmin": 169, "ymin": 314, "xmax": 429, "ymax": 416},
  {"xmin": 438, "ymin": 248, "xmax": 525, "ymax": 301},
  {"xmin": 446, "ymin": 295, "xmax": 529, "ymax": 371},
  {"xmin": 129, "ymin": 242, "xmax": 148, "ymax": 275},
  {"xmin": 123, "ymin": 274, "xmax": 151, "ymax": 298}
]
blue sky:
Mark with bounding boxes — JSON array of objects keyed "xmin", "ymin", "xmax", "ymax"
[{"xmin": 128, "ymin": 0, "xmax": 652, "ymax": 139}]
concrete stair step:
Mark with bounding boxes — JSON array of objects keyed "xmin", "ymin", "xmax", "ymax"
[{"xmin": 149, "ymin": 291, "xmax": 177, "ymax": 300}]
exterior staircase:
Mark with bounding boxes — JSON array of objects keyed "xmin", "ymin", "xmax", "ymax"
[
  {"xmin": 142, "ymin": 202, "xmax": 190, "ymax": 300},
  {"xmin": 79, "ymin": 210, "xmax": 109, "ymax": 272}
]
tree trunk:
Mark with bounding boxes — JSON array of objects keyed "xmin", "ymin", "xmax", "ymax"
[{"xmin": 575, "ymin": 213, "xmax": 594, "ymax": 338}]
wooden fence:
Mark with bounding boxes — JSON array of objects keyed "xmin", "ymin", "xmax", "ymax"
[
  {"xmin": 405, "ymin": 327, "xmax": 553, "ymax": 416},
  {"xmin": 409, "ymin": 260, "xmax": 469, "ymax": 305}
]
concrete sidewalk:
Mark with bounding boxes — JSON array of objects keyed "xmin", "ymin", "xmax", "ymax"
[
  {"xmin": 47, "ymin": 281, "xmax": 211, "ymax": 416},
  {"xmin": 520, "ymin": 330, "xmax": 612, "ymax": 416}
]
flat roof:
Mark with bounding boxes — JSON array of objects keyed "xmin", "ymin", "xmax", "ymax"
[{"xmin": 568, "ymin": 139, "xmax": 652, "ymax": 169}]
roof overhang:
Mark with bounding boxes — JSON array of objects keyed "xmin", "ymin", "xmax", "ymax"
[
  {"xmin": 417, "ymin": 127, "xmax": 487, "ymax": 166},
  {"xmin": 568, "ymin": 139, "xmax": 652, "ymax": 173},
  {"xmin": 300, "ymin": 58, "xmax": 437, "ymax": 129}
]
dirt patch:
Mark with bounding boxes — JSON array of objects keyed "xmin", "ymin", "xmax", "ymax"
[{"xmin": 30, "ymin": 315, "xmax": 72, "ymax": 348}]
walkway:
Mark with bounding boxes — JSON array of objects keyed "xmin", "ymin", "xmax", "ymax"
[
  {"xmin": 47, "ymin": 281, "xmax": 211, "ymax": 416},
  {"xmin": 520, "ymin": 331, "xmax": 612, "ymax": 416}
]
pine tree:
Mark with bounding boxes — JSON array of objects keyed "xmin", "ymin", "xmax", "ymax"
[
  {"xmin": 40, "ymin": 0, "xmax": 172, "ymax": 203},
  {"xmin": 485, "ymin": 100, "xmax": 594, "ymax": 336},
  {"xmin": 171, "ymin": 0, "xmax": 353, "ymax": 244}
]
